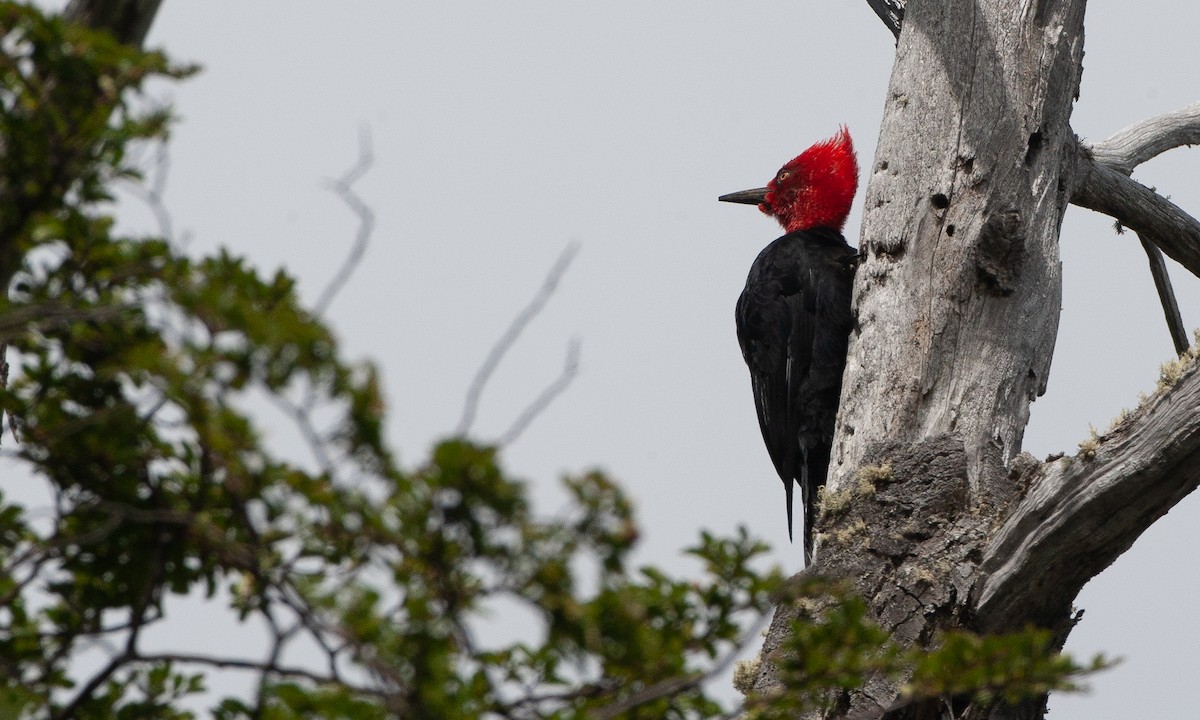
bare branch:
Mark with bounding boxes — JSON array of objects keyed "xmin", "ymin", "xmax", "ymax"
[
  {"xmin": 255, "ymin": 601, "xmax": 290, "ymax": 714},
  {"xmin": 133, "ymin": 652, "xmax": 385, "ymax": 696},
  {"xmin": 456, "ymin": 242, "xmax": 580, "ymax": 437},
  {"xmin": 0, "ymin": 550, "xmax": 51, "ymax": 608},
  {"xmin": 52, "ymin": 650, "xmax": 132, "ymax": 720},
  {"xmin": 496, "ymin": 337, "xmax": 580, "ymax": 447},
  {"xmin": 591, "ymin": 675, "xmax": 703, "ymax": 720},
  {"xmin": 1086, "ymin": 100, "xmax": 1200, "ymax": 175},
  {"xmin": 973, "ymin": 359, "xmax": 1200, "ymax": 631},
  {"xmin": 1071, "ymin": 153, "xmax": 1200, "ymax": 278},
  {"xmin": 0, "ymin": 303, "xmax": 127, "ymax": 342},
  {"xmin": 1072, "ymin": 104, "xmax": 1198, "ymax": 349},
  {"xmin": 268, "ymin": 393, "xmax": 339, "ymax": 480},
  {"xmin": 0, "ymin": 343, "xmax": 9, "ymax": 445},
  {"xmin": 314, "ymin": 127, "xmax": 375, "ymax": 318},
  {"xmin": 1138, "ymin": 235, "xmax": 1189, "ymax": 355},
  {"xmin": 863, "ymin": 0, "xmax": 904, "ymax": 39}
]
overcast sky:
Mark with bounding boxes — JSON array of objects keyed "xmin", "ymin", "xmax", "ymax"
[{"xmin": 26, "ymin": 1, "xmax": 1200, "ymax": 716}]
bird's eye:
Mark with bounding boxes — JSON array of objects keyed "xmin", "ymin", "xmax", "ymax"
[{"xmin": 776, "ymin": 170, "xmax": 791, "ymax": 182}]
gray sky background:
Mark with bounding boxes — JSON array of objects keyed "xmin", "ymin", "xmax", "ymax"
[{"xmin": 25, "ymin": 1, "xmax": 1200, "ymax": 717}]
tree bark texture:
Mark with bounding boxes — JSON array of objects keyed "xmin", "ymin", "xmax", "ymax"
[
  {"xmin": 833, "ymin": 0, "xmax": 1084, "ymax": 495},
  {"xmin": 752, "ymin": 0, "xmax": 1200, "ymax": 714},
  {"xmin": 752, "ymin": 0, "xmax": 1093, "ymax": 717}
]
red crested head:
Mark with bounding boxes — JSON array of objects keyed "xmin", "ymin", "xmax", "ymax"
[{"xmin": 759, "ymin": 127, "xmax": 858, "ymax": 234}]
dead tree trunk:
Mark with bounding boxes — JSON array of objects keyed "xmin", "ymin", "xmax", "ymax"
[{"xmin": 750, "ymin": 1, "xmax": 1200, "ymax": 717}]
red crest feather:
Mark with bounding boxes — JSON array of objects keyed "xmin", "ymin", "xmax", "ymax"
[{"xmin": 760, "ymin": 126, "xmax": 858, "ymax": 233}]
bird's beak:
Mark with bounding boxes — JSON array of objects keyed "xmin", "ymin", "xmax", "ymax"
[{"xmin": 718, "ymin": 187, "xmax": 769, "ymax": 205}]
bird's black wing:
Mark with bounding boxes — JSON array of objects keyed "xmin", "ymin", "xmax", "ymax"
[
  {"xmin": 736, "ymin": 229, "xmax": 856, "ymax": 558},
  {"xmin": 736, "ymin": 235, "xmax": 816, "ymax": 542}
]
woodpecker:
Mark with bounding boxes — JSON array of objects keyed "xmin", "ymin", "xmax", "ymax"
[{"xmin": 720, "ymin": 127, "xmax": 859, "ymax": 562}]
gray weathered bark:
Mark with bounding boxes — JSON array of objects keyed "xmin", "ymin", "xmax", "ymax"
[
  {"xmin": 832, "ymin": 0, "xmax": 1084, "ymax": 498},
  {"xmin": 1075, "ymin": 102, "xmax": 1200, "ymax": 353},
  {"xmin": 975, "ymin": 363, "xmax": 1200, "ymax": 632},
  {"xmin": 749, "ymin": 1, "xmax": 1200, "ymax": 718},
  {"xmin": 1138, "ymin": 236, "xmax": 1188, "ymax": 355}
]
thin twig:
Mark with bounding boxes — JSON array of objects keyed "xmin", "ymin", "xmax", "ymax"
[
  {"xmin": 505, "ymin": 681, "xmax": 618, "ymax": 714},
  {"xmin": 1138, "ymin": 235, "xmax": 1189, "ymax": 355},
  {"xmin": 132, "ymin": 652, "xmax": 383, "ymax": 695},
  {"xmin": 496, "ymin": 337, "xmax": 581, "ymax": 447},
  {"xmin": 0, "ymin": 551, "xmax": 51, "ymax": 609},
  {"xmin": 52, "ymin": 651, "xmax": 131, "ymax": 720},
  {"xmin": 0, "ymin": 342, "xmax": 10, "ymax": 445},
  {"xmin": 456, "ymin": 242, "xmax": 580, "ymax": 437},
  {"xmin": 0, "ymin": 303, "xmax": 125, "ymax": 341},
  {"xmin": 273, "ymin": 577, "xmax": 348, "ymax": 683},
  {"xmin": 255, "ymin": 600, "xmax": 288, "ymax": 715},
  {"xmin": 52, "ymin": 543, "xmax": 167, "ymax": 720},
  {"xmin": 121, "ymin": 140, "xmax": 178, "ymax": 244},
  {"xmin": 314, "ymin": 126, "xmax": 375, "ymax": 317},
  {"xmin": 268, "ymin": 393, "xmax": 338, "ymax": 480}
]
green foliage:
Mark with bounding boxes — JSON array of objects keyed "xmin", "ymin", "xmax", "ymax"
[
  {"xmin": 0, "ymin": 3, "xmax": 1108, "ymax": 719},
  {"xmin": 743, "ymin": 581, "xmax": 1110, "ymax": 718},
  {"xmin": 906, "ymin": 627, "xmax": 1112, "ymax": 704},
  {"xmin": 0, "ymin": 2, "xmax": 194, "ymax": 280},
  {"xmin": 0, "ymin": 5, "xmax": 783, "ymax": 718}
]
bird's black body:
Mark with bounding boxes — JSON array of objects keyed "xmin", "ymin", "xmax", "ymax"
[{"xmin": 735, "ymin": 226, "xmax": 857, "ymax": 562}]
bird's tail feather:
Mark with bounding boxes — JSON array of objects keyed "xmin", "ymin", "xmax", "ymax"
[
  {"xmin": 785, "ymin": 477, "xmax": 795, "ymax": 543},
  {"xmin": 800, "ymin": 457, "xmax": 813, "ymax": 564},
  {"xmin": 800, "ymin": 445, "xmax": 832, "ymax": 565}
]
